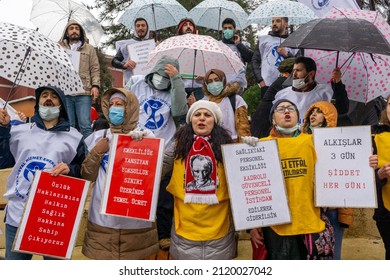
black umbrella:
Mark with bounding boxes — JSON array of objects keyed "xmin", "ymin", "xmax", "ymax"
[{"xmin": 280, "ymin": 17, "xmax": 390, "ymax": 60}]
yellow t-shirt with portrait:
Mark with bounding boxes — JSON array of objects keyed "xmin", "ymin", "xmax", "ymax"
[
  {"xmin": 374, "ymin": 132, "xmax": 390, "ymax": 211},
  {"xmin": 167, "ymin": 159, "xmax": 230, "ymax": 241},
  {"xmin": 262, "ymin": 133, "xmax": 325, "ymax": 235}
]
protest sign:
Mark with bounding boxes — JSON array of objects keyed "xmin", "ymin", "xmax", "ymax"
[
  {"xmin": 222, "ymin": 140, "xmax": 291, "ymax": 231},
  {"xmin": 13, "ymin": 171, "xmax": 90, "ymax": 259},
  {"xmin": 101, "ymin": 135, "xmax": 164, "ymax": 221},
  {"xmin": 313, "ymin": 126, "xmax": 376, "ymax": 207},
  {"xmin": 127, "ymin": 39, "xmax": 156, "ymax": 75}
]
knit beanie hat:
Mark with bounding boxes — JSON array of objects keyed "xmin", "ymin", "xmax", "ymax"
[
  {"xmin": 109, "ymin": 92, "xmax": 127, "ymax": 103},
  {"xmin": 186, "ymin": 100, "xmax": 223, "ymax": 125},
  {"xmin": 277, "ymin": 57, "xmax": 295, "ymax": 74},
  {"xmin": 269, "ymin": 99, "xmax": 299, "ymax": 122}
]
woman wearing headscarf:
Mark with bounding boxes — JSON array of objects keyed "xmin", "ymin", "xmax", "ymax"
[
  {"xmin": 166, "ymin": 100, "xmax": 236, "ymax": 259},
  {"xmin": 80, "ymin": 87, "xmax": 159, "ymax": 260},
  {"xmin": 302, "ymin": 101, "xmax": 354, "ymax": 260},
  {"xmin": 201, "ymin": 69, "xmax": 250, "ymax": 142},
  {"xmin": 243, "ymin": 99, "xmax": 326, "ymax": 259}
]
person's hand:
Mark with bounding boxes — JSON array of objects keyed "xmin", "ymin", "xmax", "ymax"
[
  {"xmin": 241, "ymin": 136, "xmax": 258, "ymax": 146},
  {"xmin": 332, "ymin": 67, "xmax": 342, "ymax": 83},
  {"xmin": 16, "ymin": 111, "xmax": 27, "ymax": 122},
  {"xmin": 377, "ymin": 162, "xmax": 390, "ymax": 180},
  {"xmin": 94, "ymin": 137, "xmax": 109, "ymax": 154},
  {"xmin": 51, "ymin": 162, "xmax": 70, "ymax": 176},
  {"xmin": 0, "ymin": 108, "xmax": 11, "ymax": 126},
  {"xmin": 164, "ymin": 64, "xmax": 178, "ymax": 77},
  {"xmin": 276, "ymin": 46, "xmax": 288, "ymax": 57},
  {"xmin": 369, "ymin": 155, "xmax": 378, "ymax": 169},
  {"xmin": 258, "ymin": 81, "xmax": 266, "ymax": 88},
  {"xmin": 91, "ymin": 87, "xmax": 100, "ymax": 101},
  {"xmin": 187, "ymin": 93, "xmax": 196, "ymax": 107},
  {"xmin": 249, "ymin": 228, "xmax": 264, "ymax": 248},
  {"xmin": 129, "ymin": 129, "xmax": 148, "ymax": 141},
  {"xmin": 124, "ymin": 60, "xmax": 136, "ymax": 69},
  {"xmin": 233, "ymin": 34, "xmax": 241, "ymax": 44}
]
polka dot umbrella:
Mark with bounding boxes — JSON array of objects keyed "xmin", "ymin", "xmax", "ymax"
[{"xmin": 0, "ymin": 22, "xmax": 84, "ymax": 106}]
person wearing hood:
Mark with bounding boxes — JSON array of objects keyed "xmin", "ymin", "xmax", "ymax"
[
  {"xmin": 221, "ymin": 18, "xmax": 253, "ymax": 94},
  {"xmin": 177, "ymin": 18, "xmax": 198, "ymax": 35},
  {"xmin": 59, "ymin": 20, "xmax": 101, "ymax": 140},
  {"xmin": 243, "ymin": 99, "xmax": 329, "ymax": 259},
  {"xmin": 302, "ymin": 101, "xmax": 354, "ymax": 260},
  {"xmin": 251, "ymin": 17, "xmax": 298, "ymax": 95},
  {"xmin": 80, "ymin": 88, "xmax": 159, "ymax": 259},
  {"xmin": 202, "ymin": 69, "xmax": 250, "ymax": 142},
  {"xmin": 126, "ymin": 55, "xmax": 187, "ymax": 251},
  {"xmin": 0, "ymin": 86, "xmax": 85, "ymax": 260},
  {"xmin": 112, "ymin": 18, "xmax": 155, "ymax": 84},
  {"xmin": 274, "ymin": 56, "xmax": 349, "ymax": 125}
]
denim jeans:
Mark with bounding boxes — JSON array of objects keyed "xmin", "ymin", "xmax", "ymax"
[
  {"xmin": 5, "ymin": 224, "xmax": 59, "ymax": 260},
  {"xmin": 325, "ymin": 208, "xmax": 345, "ymax": 260},
  {"xmin": 65, "ymin": 95, "xmax": 92, "ymax": 139}
]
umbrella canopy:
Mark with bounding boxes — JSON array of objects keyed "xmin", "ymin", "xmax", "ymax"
[
  {"xmin": 247, "ymin": 0, "xmax": 317, "ymax": 26},
  {"xmin": 118, "ymin": 0, "xmax": 188, "ymax": 31},
  {"xmin": 30, "ymin": 0, "xmax": 104, "ymax": 47},
  {"xmin": 280, "ymin": 17, "xmax": 390, "ymax": 56},
  {"xmin": 0, "ymin": 22, "xmax": 84, "ymax": 99},
  {"xmin": 188, "ymin": 0, "xmax": 249, "ymax": 31},
  {"xmin": 299, "ymin": 8, "xmax": 390, "ymax": 104},
  {"xmin": 145, "ymin": 34, "xmax": 244, "ymax": 77}
]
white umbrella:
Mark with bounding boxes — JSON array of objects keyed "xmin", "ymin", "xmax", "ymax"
[
  {"xmin": 30, "ymin": 0, "xmax": 104, "ymax": 46},
  {"xmin": 145, "ymin": 34, "xmax": 244, "ymax": 77},
  {"xmin": 0, "ymin": 21, "xmax": 84, "ymax": 103}
]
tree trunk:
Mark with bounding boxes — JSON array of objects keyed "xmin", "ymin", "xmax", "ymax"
[{"xmin": 369, "ymin": 0, "xmax": 376, "ymax": 10}]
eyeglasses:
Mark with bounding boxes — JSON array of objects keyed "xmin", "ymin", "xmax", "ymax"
[{"xmin": 275, "ymin": 105, "xmax": 296, "ymax": 113}]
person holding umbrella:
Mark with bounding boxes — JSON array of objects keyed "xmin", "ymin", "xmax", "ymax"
[
  {"xmin": 0, "ymin": 86, "xmax": 85, "ymax": 260},
  {"xmin": 251, "ymin": 17, "xmax": 298, "ymax": 96},
  {"xmin": 59, "ymin": 20, "xmax": 101, "ymax": 140},
  {"xmin": 273, "ymin": 56, "xmax": 349, "ymax": 125},
  {"xmin": 112, "ymin": 18, "xmax": 155, "ymax": 84}
]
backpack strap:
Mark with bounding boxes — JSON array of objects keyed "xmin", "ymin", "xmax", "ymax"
[{"xmin": 228, "ymin": 94, "xmax": 236, "ymax": 113}]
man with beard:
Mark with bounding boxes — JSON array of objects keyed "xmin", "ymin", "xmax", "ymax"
[
  {"xmin": 273, "ymin": 56, "xmax": 349, "ymax": 125},
  {"xmin": 112, "ymin": 18, "xmax": 155, "ymax": 84},
  {"xmin": 0, "ymin": 86, "xmax": 85, "ymax": 260},
  {"xmin": 251, "ymin": 17, "xmax": 298, "ymax": 96},
  {"xmin": 59, "ymin": 20, "xmax": 101, "ymax": 140}
]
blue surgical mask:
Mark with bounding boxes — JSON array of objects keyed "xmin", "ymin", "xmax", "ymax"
[
  {"xmin": 109, "ymin": 106, "xmax": 125, "ymax": 125},
  {"xmin": 275, "ymin": 123, "xmax": 299, "ymax": 135},
  {"xmin": 38, "ymin": 104, "xmax": 61, "ymax": 121},
  {"xmin": 152, "ymin": 74, "xmax": 170, "ymax": 90},
  {"xmin": 206, "ymin": 81, "xmax": 224, "ymax": 96},
  {"xmin": 223, "ymin": 29, "xmax": 234, "ymax": 40}
]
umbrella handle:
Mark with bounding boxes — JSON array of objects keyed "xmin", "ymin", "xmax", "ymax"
[
  {"xmin": 336, "ymin": 51, "xmax": 339, "ymax": 68},
  {"xmin": 191, "ymin": 50, "xmax": 198, "ymax": 88}
]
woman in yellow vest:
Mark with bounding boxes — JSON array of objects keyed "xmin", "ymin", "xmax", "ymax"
[
  {"xmin": 167, "ymin": 100, "xmax": 236, "ymax": 259},
  {"xmin": 244, "ymin": 99, "xmax": 325, "ymax": 259},
  {"xmin": 369, "ymin": 96, "xmax": 390, "ymax": 260}
]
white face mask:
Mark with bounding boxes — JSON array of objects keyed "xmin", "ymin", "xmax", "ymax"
[
  {"xmin": 152, "ymin": 74, "xmax": 170, "ymax": 90},
  {"xmin": 39, "ymin": 104, "xmax": 61, "ymax": 121},
  {"xmin": 292, "ymin": 74, "xmax": 309, "ymax": 89},
  {"xmin": 275, "ymin": 123, "xmax": 299, "ymax": 135}
]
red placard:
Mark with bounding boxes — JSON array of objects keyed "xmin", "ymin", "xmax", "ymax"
[
  {"xmin": 13, "ymin": 171, "xmax": 90, "ymax": 259},
  {"xmin": 101, "ymin": 135, "xmax": 164, "ymax": 221}
]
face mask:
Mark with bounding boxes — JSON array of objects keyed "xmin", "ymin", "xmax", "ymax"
[
  {"xmin": 223, "ymin": 29, "xmax": 234, "ymax": 40},
  {"xmin": 292, "ymin": 74, "xmax": 309, "ymax": 89},
  {"xmin": 206, "ymin": 81, "xmax": 224, "ymax": 96},
  {"xmin": 109, "ymin": 106, "xmax": 125, "ymax": 126},
  {"xmin": 152, "ymin": 74, "xmax": 170, "ymax": 90},
  {"xmin": 39, "ymin": 104, "xmax": 61, "ymax": 121},
  {"xmin": 275, "ymin": 123, "xmax": 299, "ymax": 135}
]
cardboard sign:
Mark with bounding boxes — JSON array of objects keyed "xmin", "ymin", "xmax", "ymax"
[
  {"xmin": 127, "ymin": 39, "xmax": 156, "ymax": 75},
  {"xmin": 13, "ymin": 171, "xmax": 90, "ymax": 259},
  {"xmin": 101, "ymin": 135, "xmax": 164, "ymax": 221},
  {"xmin": 313, "ymin": 126, "xmax": 377, "ymax": 208},
  {"xmin": 222, "ymin": 140, "xmax": 291, "ymax": 231}
]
